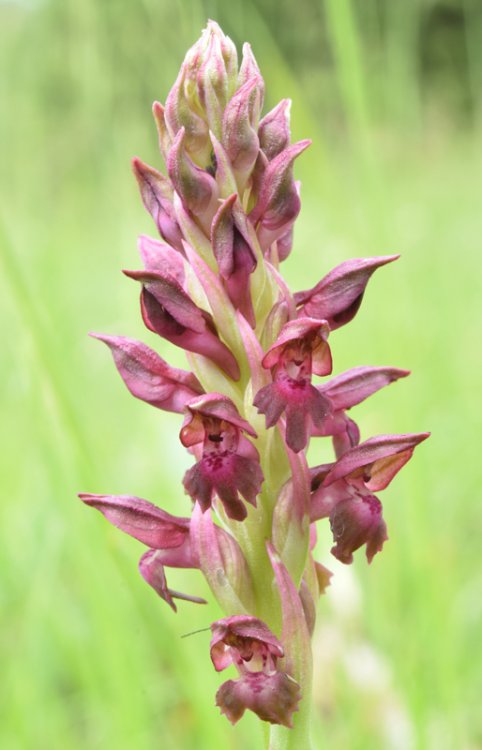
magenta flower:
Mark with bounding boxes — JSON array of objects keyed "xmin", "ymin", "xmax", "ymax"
[
  {"xmin": 181, "ymin": 393, "xmax": 264, "ymax": 521},
  {"xmin": 254, "ymin": 318, "xmax": 333, "ymax": 452},
  {"xmin": 79, "ymin": 21, "xmax": 429, "ymax": 741},
  {"xmin": 310, "ymin": 433, "xmax": 430, "ymax": 563},
  {"xmin": 78, "ymin": 493, "xmax": 206, "ymax": 610},
  {"xmin": 211, "ymin": 615, "xmax": 301, "ymax": 727}
]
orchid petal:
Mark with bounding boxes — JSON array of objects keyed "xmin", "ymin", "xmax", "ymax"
[
  {"xmin": 210, "ymin": 615, "xmax": 284, "ymax": 672},
  {"xmin": 330, "ymin": 493, "xmax": 388, "ymax": 564},
  {"xmin": 261, "ymin": 318, "xmax": 331, "ymax": 373},
  {"xmin": 216, "ymin": 672, "xmax": 300, "ymax": 727},
  {"xmin": 138, "ymin": 549, "xmax": 207, "ymax": 612}
]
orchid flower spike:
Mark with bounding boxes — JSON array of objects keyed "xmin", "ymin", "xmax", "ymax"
[{"xmin": 79, "ymin": 21, "xmax": 429, "ymax": 741}]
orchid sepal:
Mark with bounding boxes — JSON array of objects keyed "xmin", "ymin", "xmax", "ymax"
[
  {"xmin": 295, "ymin": 255, "xmax": 400, "ymax": 329},
  {"xmin": 90, "ymin": 333, "xmax": 203, "ymax": 413}
]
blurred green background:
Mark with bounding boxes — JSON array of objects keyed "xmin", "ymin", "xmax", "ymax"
[{"xmin": 1, "ymin": 0, "xmax": 481, "ymax": 748}]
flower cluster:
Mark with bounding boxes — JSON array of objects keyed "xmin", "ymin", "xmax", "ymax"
[{"xmin": 80, "ymin": 22, "xmax": 429, "ymax": 736}]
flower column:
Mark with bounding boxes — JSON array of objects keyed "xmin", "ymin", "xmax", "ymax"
[{"xmin": 79, "ymin": 21, "xmax": 429, "ymax": 750}]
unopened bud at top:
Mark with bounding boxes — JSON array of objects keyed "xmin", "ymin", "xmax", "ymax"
[
  {"xmin": 238, "ymin": 43, "xmax": 265, "ymax": 126},
  {"xmin": 165, "ymin": 21, "xmax": 239, "ymax": 160}
]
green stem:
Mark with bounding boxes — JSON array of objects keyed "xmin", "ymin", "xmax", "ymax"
[{"xmin": 268, "ymin": 690, "xmax": 314, "ymax": 750}]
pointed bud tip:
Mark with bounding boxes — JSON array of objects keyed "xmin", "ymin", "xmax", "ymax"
[
  {"xmin": 78, "ymin": 492, "xmax": 99, "ymax": 505},
  {"xmin": 131, "ymin": 156, "xmax": 145, "ymax": 180},
  {"xmin": 214, "ymin": 192, "xmax": 238, "ymax": 213},
  {"xmin": 88, "ymin": 331, "xmax": 112, "ymax": 345},
  {"xmin": 206, "ymin": 19, "xmax": 223, "ymax": 34},
  {"xmin": 122, "ymin": 268, "xmax": 144, "ymax": 281},
  {"xmin": 381, "ymin": 253, "xmax": 400, "ymax": 263}
]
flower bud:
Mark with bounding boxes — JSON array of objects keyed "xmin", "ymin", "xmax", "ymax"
[
  {"xmin": 152, "ymin": 101, "xmax": 172, "ymax": 163},
  {"xmin": 250, "ymin": 140, "xmax": 311, "ymax": 251},
  {"xmin": 167, "ymin": 128, "xmax": 219, "ymax": 223},
  {"xmin": 164, "ymin": 69, "xmax": 211, "ymax": 166},
  {"xmin": 211, "ymin": 194, "xmax": 257, "ymax": 325},
  {"xmin": 191, "ymin": 23, "xmax": 237, "ymax": 138},
  {"xmin": 238, "ymin": 43, "xmax": 265, "ymax": 125},
  {"xmin": 124, "ymin": 268, "xmax": 240, "ymax": 380},
  {"xmin": 164, "ymin": 21, "xmax": 238, "ymax": 158},
  {"xmin": 190, "ymin": 503, "xmax": 256, "ymax": 613},
  {"xmin": 209, "ymin": 132, "xmax": 238, "ymax": 197},
  {"xmin": 131, "ymin": 158, "xmax": 184, "ymax": 252},
  {"xmin": 259, "ymin": 99, "xmax": 291, "ymax": 161},
  {"xmin": 222, "ymin": 78, "xmax": 260, "ymax": 187}
]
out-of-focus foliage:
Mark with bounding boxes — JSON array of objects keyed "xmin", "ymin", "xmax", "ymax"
[{"xmin": 1, "ymin": 1, "xmax": 481, "ymax": 749}]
